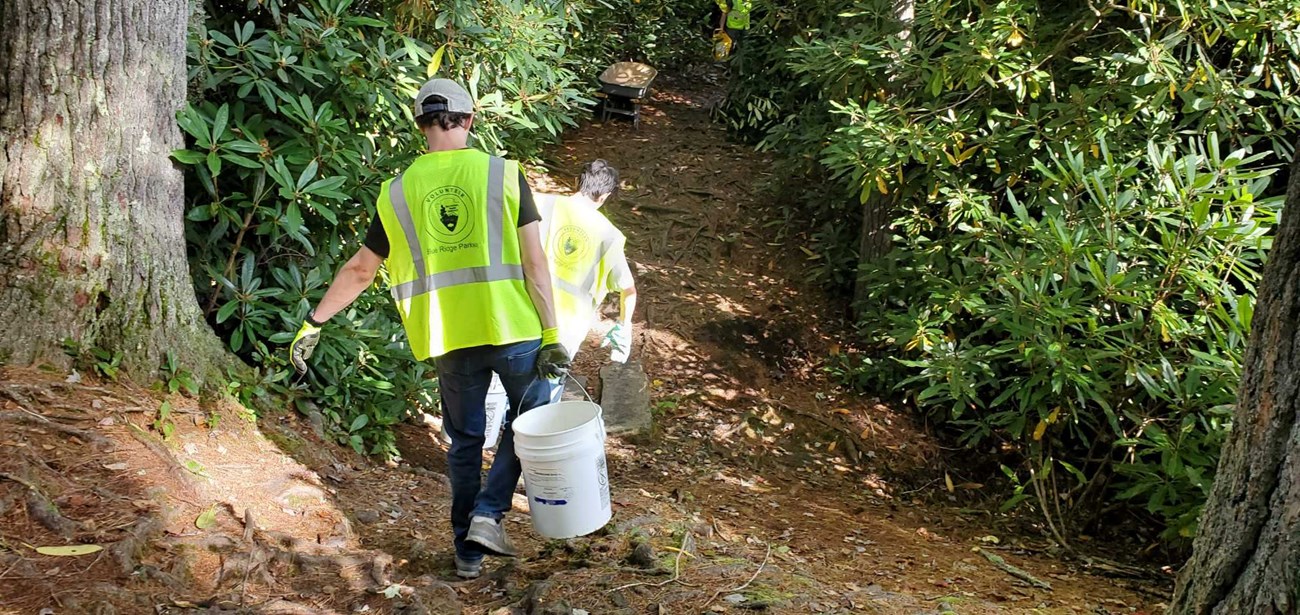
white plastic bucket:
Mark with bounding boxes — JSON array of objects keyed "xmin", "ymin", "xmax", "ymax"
[
  {"xmin": 512, "ymin": 400, "xmax": 611, "ymax": 539},
  {"xmin": 439, "ymin": 373, "xmax": 510, "ymax": 451},
  {"xmin": 482, "ymin": 375, "xmax": 508, "ymax": 449}
]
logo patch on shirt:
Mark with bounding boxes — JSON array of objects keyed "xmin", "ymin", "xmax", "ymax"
[
  {"xmin": 422, "ymin": 186, "xmax": 475, "ymax": 245},
  {"xmin": 553, "ymin": 224, "xmax": 592, "ymax": 270}
]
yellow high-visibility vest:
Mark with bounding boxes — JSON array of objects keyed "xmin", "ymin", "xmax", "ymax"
[
  {"xmin": 537, "ymin": 195, "xmax": 629, "ymax": 354},
  {"xmin": 376, "ymin": 149, "xmax": 541, "ymax": 359},
  {"xmin": 717, "ymin": 0, "xmax": 753, "ymax": 29}
]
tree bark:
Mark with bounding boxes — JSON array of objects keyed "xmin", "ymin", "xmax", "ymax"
[
  {"xmin": 853, "ymin": 191, "xmax": 893, "ymax": 305},
  {"xmin": 1170, "ymin": 144, "xmax": 1300, "ymax": 614},
  {"xmin": 852, "ymin": 0, "xmax": 913, "ymax": 307},
  {"xmin": 0, "ymin": 0, "xmax": 226, "ymax": 375}
]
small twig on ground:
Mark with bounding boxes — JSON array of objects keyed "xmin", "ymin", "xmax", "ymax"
[
  {"xmin": 672, "ymin": 226, "xmax": 706, "ymax": 266},
  {"xmin": 0, "ymin": 554, "xmax": 25, "ymax": 580},
  {"xmin": 701, "ymin": 542, "xmax": 772, "ymax": 609},
  {"xmin": 977, "ymin": 547, "xmax": 1053, "ymax": 590},
  {"xmin": 770, "ymin": 400, "xmax": 874, "ymax": 468},
  {"xmin": 613, "ymin": 566, "xmax": 672, "ymax": 576},
  {"xmin": 1, "ymin": 387, "xmax": 53, "ymax": 422},
  {"xmin": 0, "ymin": 472, "xmax": 40, "ymax": 492},
  {"xmin": 1080, "ymin": 555, "xmax": 1163, "ymax": 580},
  {"xmin": 608, "ymin": 529, "xmax": 695, "ymax": 593},
  {"xmin": 901, "ymin": 478, "xmax": 942, "ymax": 496}
]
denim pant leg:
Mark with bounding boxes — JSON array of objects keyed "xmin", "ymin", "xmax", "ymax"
[
  {"xmin": 435, "ymin": 349, "xmax": 492, "ymax": 561},
  {"xmin": 472, "ymin": 340, "xmax": 557, "ymax": 519}
]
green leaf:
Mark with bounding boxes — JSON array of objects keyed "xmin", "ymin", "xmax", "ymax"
[
  {"xmin": 216, "ymin": 300, "xmax": 240, "ymax": 324},
  {"xmin": 172, "ymin": 149, "xmax": 207, "ymax": 165},
  {"xmin": 222, "ymin": 153, "xmax": 262, "ymax": 169},
  {"xmin": 213, "ymin": 104, "xmax": 230, "ymax": 143},
  {"xmin": 208, "ymin": 29, "xmax": 237, "ymax": 48},
  {"xmin": 304, "ymin": 176, "xmax": 347, "ymax": 196},
  {"xmin": 284, "ymin": 202, "xmax": 303, "ymax": 233},
  {"xmin": 296, "ymin": 160, "xmax": 319, "ymax": 191},
  {"xmin": 349, "ymin": 414, "xmax": 370, "ymax": 432},
  {"xmin": 402, "ymin": 36, "xmax": 427, "ymax": 63},
  {"xmin": 195, "ymin": 507, "xmax": 218, "ymax": 529},
  {"xmin": 312, "ymin": 203, "xmax": 339, "ymax": 225},
  {"xmin": 207, "ymin": 151, "xmax": 222, "ymax": 177},
  {"xmin": 184, "ymin": 460, "xmax": 210, "ymax": 478}
]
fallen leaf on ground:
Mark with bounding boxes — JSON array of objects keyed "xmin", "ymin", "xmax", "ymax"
[
  {"xmin": 195, "ymin": 507, "xmax": 218, "ymax": 529},
  {"xmin": 36, "ymin": 545, "xmax": 102, "ymax": 556},
  {"xmin": 103, "ymin": 462, "xmax": 129, "ymax": 471}
]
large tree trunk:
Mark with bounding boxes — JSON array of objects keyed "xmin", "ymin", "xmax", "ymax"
[
  {"xmin": 852, "ymin": 0, "xmax": 914, "ymax": 307},
  {"xmin": 1170, "ymin": 146, "xmax": 1300, "ymax": 614},
  {"xmin": 0, "ymin": 0, "xmax": 225, "ymax": 375}
]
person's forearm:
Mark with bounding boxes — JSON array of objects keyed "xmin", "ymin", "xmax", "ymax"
[
  {"xmin": 312, "ymin": 260, "xmax": 377, "ymax": 322},
  {"xmin": 524, "ymin": 268, "xmax": 558, "ymax": 331},
  {"xmin": 618, "ymin": 286, "xmax": 637, "ymax": 326}
]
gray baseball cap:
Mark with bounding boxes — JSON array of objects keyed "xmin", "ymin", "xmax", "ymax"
[{"xmin": 413, "ymin": 78, "xmax": 475, "ymax": 119}]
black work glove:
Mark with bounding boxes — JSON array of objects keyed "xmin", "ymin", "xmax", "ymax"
[{"xmin": 536, "ymin": 343, "xmax": 571, "ymax": 380}]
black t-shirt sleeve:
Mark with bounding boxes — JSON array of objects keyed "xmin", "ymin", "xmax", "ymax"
[
  {"xmin": 517, "ymin": 172, "xmax": 540, "ymax": 228},
  {"xmin": 363, "ymin": 215, "xmax": 390, "ymax": 258}
]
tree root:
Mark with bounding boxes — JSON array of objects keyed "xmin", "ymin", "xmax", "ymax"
[
  {"xmin": 0, "ymin": 472, "xmax": 83, "ymax": 539},
  {"xmin": 769, "ymin": 400, "xmax": 874, "ymax": 467},
  {"xmin": 977, "ymin": 547, "xmax": 1053, "ymax": 590},
  {"xmin": 124, "ymin": 423, "xmax": 200, "ymax": 497},
  {"xmin": 109, "ymin": 514, "xmax": 165, "ymax": 575},
  {"xmin": 0, "ymin": 411, "xmax": 114, "ymax": 450}
]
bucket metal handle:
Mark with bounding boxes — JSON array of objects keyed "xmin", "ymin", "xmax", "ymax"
[
  {"xmin": 562, "ymin": 372, "xmax": 605, "ymax": 442},
  {"xmin": 522, "ymin": 372, "xmax": 606, "ymax": 441}
]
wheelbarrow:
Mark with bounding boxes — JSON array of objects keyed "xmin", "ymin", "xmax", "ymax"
[{"xmin": 595, "ymin": 61, "xmax": 658, "ymax": 129}]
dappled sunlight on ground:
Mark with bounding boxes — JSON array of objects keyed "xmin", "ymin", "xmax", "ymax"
[{"xmin": 0, "ymin": 72, "xmax": 1170, "ymax": 614}]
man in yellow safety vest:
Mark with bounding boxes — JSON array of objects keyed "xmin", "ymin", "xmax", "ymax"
[
  {"xmin": 538, "ymin": 160, "xmax": 637, "ymax": 384},
  {"xmin": 286, "ymin": 78, "xmax": 568, "ymax": 579},
  {"xmin": 713, "ymin": 0, "xmax": 753, "ymax": 60}
]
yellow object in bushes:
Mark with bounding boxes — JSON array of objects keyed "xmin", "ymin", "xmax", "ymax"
[{"xmin": 712, "ymin": 30, "xmax": 734, "ymax": 61}]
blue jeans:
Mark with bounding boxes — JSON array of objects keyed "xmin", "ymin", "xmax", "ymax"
[{"xmin": 435, "ymin": 339, "xmax": 555, "ymax": 560}]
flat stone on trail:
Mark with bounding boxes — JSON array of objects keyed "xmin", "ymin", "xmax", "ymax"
[
  {"xmin": 562, "ymin": 375, "xmax": 590, "ymax": 402},
  {"xmin": 598, "ymin": 361, "xmax": 652, "ymax": 436}
]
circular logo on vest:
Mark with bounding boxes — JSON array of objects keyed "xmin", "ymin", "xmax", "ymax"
[
  {"xmin": 422, "ymin": 186, "xmax": 475, "ymax": 245},
  {"xmin": 553, "ymin": 224, "xmax": 592, "ymax": 269}
]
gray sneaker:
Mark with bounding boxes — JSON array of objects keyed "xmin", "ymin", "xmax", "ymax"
[
  {"xmin": 466, "ymin": 516, "xmax": 518, "ymax": 557},
  {"xmin": 455, "ymin": 555, "xmax": 482, "ymax": 579}
]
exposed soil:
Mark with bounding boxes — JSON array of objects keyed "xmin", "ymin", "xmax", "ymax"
[{"xmin": 0, "ymin": 73, "xmax": 1172, "ymax": 614}]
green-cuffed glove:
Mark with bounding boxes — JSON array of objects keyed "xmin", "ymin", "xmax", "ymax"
[
  {"xmin": 536, "ymin": 327, "xmax": 571, "ymax": 380},
  {"xmin": 290, "ymin": 316, "xmax": 324, "ymax": 374},
  {"xmin": 601, "ymin": 322, "xmax": 632, "ymax": 363}
]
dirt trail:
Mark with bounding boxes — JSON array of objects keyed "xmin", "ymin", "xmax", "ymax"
[{"xmin": 0, "ymin": 76, "xmax": 1169, "ymax": 614}]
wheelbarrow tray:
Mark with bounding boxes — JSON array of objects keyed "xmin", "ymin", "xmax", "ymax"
[{"xmin": 598, "ymin": 62, "xmax": 658, "ymax": 99}]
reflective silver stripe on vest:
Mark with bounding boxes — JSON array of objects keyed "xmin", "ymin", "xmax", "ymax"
[
  {"xmin": 389, "ymin": 173, "xmax": 426, "ymax": 279},
  {"xmin": 391, "ymin": 264, "xmax": 526, "ymax": 300},
  {"xmin": 487, "ymin": 156, "xmax": 505, "ymax": 266},
  {"xmin": 554, "ymin": 235, "xmax": 618, "ymax": 304},
  {"xmin": 555, "ymin": 277, "xmax": 591, "ymax": 302},
  {"xmin": 388, "ymin": 157, "xmax": 522, "ymax": 302}
]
